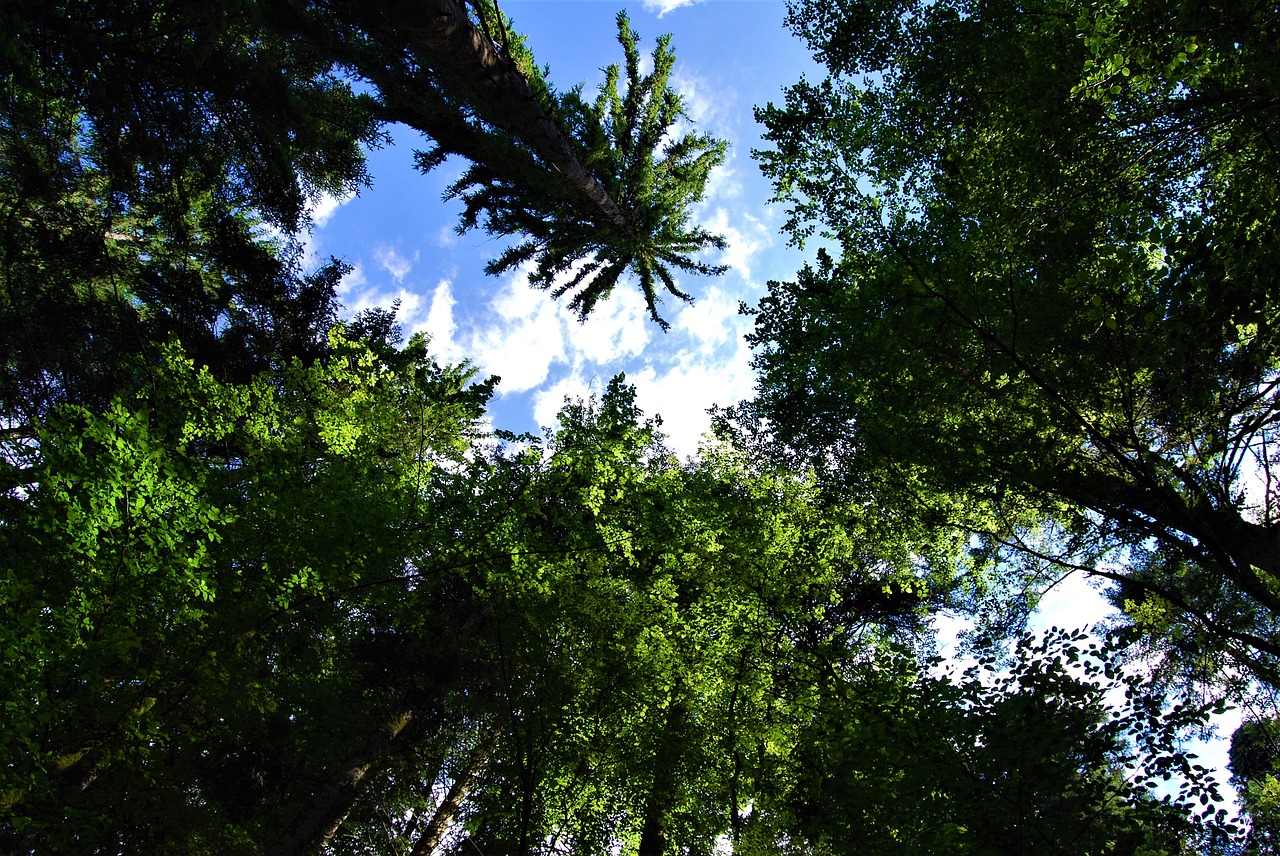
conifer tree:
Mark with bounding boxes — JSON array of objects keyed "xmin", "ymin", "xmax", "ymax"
[{"xmin": 327, "ymin": 0, "xmax": 728, "ymax": 326}]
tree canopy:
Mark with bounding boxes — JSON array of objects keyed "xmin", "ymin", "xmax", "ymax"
[
  {"xmin": 742, "ymin": 0, "xmax": 1280, "ymax": 693},
  {"xmin": 0, "ymin": 0, "xmax": 1267, "ymax": 852}
]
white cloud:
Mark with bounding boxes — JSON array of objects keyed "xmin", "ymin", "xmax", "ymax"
[
  {"xmin": 460, "ymin": 263, "xmax": 662, "ymax": 398},
  {"xmin": 440, "ymin": 261, "xmax": 753, "ymax": 445},
  {"xmin": 343, "ymin": 285, "xmax": 426, "ymax": 330},
  {"xmin": 337, "ymin": 263, "xmax": 368, "ymax": 297},
  {"xmin": 674, "ymin": 285, "xmax": 742, "ymax": 353},
  {"xmin": 468, "ymin": 275, "xmax": 568, "ymax": 394},
  {"xmin": 703, "ymin": 161, "xmax": 744, "ymax": 204},
  {"xmin": 307, "ymin": 190, "xmax": 354, "ymax": 229},
  {"xmin": 1029, "ymin": 572, "xmax": 1115, "ymax": 632},
  {"xmin": 638, "ymin": 46, "xmax": 655, "ymax": 77},
  {"xmin": 701, "ymin": 206, "xmax": 770, "ymax": 281},
  {"xmin": 566, "ymin": 286, "xmax": 653, "ymax": 365},
  {"xmin": 631, "ymin": 337, "xmax": 756, "ymax": 457},
  {"xmin": 392, "ymin": 290, "xmax": 426, "ymax": 326},
  {"xmin": 416, "ymin": 279, "xmax": 460, "ymax": 360},
  {"xmin": 434, "ymin": 225, "xmax": 461, "ymax": 248},
  {"xmin": 642, "ymin": 0, "xmax": 703, "ymax": 17},
  {"xmin": 335, "ymin": 261, "xmax": 446, "ymax": 347},
  {"xmin": 374, "ymin": 246, "xmax": 418, "ymax": 284},
  {"xmin": 670, "ymin": 66, "xmax": 734, "ymax": 133},
  {"xmin": 296, "ymin": 191, "xmax": 355, "ymax": 270}
]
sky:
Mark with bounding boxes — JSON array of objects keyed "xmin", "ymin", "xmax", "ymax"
[
  {"xmin": 305, "ymin": 0, "xmax": 819, "ymax": 453},
  {"xmin": 302, "ymin": 0, "xmax": 1241, "ymax": 799}
]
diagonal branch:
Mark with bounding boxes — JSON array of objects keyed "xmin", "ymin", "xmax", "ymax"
[{"xmin": 364, "ymin": 0, "xmax": 628, "ymax": 230}]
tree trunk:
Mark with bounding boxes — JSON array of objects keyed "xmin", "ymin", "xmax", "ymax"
[
  {"xmin": 409, "ymin": 727, "xmax": 501, "ymax": 856},
  {"xmin": 268, "ymin": 709, "xmax": 414, "ymax": 856},
  {"xmin": 638, "ymin": 699, "xmax": 687, "ymax": 856},
  {"xmin": 355, "ymin": 0, "xmax": 628, "ymax": 229}
]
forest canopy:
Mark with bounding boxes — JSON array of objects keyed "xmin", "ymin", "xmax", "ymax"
[{"xmin": 0, "ymin": 0, "xmax": 1275, "ymax": 853}]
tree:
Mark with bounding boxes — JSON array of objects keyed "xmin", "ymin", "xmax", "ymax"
[
  {"xmin": 0, "ymin": 0, "xmax": 381, "ymax": 426},
  {"xmin": 403, "ymin": 377, "xmax": 956, "ymax": 855},
  {"xmin": 304, "ymin": 0, "xmax": 728, "ymax": 326},
  {"xmin": 3, "ymin": 1, "xmax": 1243, "ymax": 850},
  {"xmin": 1231, "ymin": 717, "xmax": 1280, "ymax": 854},
  {"xmin": 0, "ymin": 2, "xmax": 729, "ymax": 847},
  {"xmin": 741, "ymin": 0, "xmax": 1280, "ymax": 688},
  {"xmin": 750, "ymin": 628, "xmax": 1224, "ymax": 855}
]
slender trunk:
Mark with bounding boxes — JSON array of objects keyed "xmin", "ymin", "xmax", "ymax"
[
  {"xmin": 268, "ymin": 709, "xmax": 414, "ymax": 856},
  {"xmin": 358, "ymin": 0, "xmax": 628, "ymax": 229},
  {"xmin": 638, "ymin": 699, "xmax": 687, "ymax": 856},
  {"xmin": 410, "ymin": 727, "xmax": 501, "ymax": 856}
]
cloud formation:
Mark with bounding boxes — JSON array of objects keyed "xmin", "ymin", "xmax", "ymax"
[
  {"xmin": 307, "ymin": 190, "xmax": 354, "ymax": 228},
  {"xmin": 642, "ymin": 0, "xmax": 703, "ymax": 17},
  {"xmin": 469, "ymin": 279, "xmax": 568, "ymax": 393},
  {"xmin": 702, "ymin": 206, "xmax": 770, "ymax": 281},
  {"xmin": 674, "ymin": 285, "xmax": 741, "ymax": 353},
  {"xmin": 418, "ymin": 279, "xmax": 460, "ymax": 359},
  {"xmin": 632, "ymin": 335, "xmax": 755, "ymax": 457},
  {"xmin": 374, "ymin": 246, "xmax": 417, "ymax": 284}
]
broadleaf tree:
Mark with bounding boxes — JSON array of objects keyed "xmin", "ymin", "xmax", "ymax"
[{"xmin": 741, "ymin": 0, "xmax": 1280, "ymax": 691}]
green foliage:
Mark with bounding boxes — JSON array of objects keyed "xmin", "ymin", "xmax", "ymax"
[
  {"xmin": 0, "ymin": 0, "xmax": 379, "ymax": 230},
  {"xmin": 744, "ymin": 0, "xmax": 1280, "ymax": 690},
  {"xmin": 0, "ymin": 0, "xmax": 382, "ymax": 427},
  {"xmin": 445, "ymin": 378, "xmax": 911, "ymax": 853},
  {"xmin": 1, "ymin": 344, "xmax": 1230, "ymax": 852},
  {"xmin": 1231, "ymin": 718, "xmax": 1280, "ymax": 853},
  {"xmin": 321, "ymin": 0, "xmax": 726, "ymax": 328},
  {"xmin": 0, "ymin": 322, "xmax": 493, "ymax": 850},
  {"xmin": 743, "ymin": 628, "xmax": 1221, "ymax": 855},
  {"xmin": 434, "ymin": 12, "xmax": 729, "ymax": 329}
]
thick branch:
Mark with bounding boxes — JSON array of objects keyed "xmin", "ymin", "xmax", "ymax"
[
  {"xmin": 268, "ymin": 709, "xmax": 415, "ymax": 856},
  {"xmin": 1073, "ymin": 469, "xmax": 1280, "ymax": 618},
  {"xmin": 369, "ymin": 0, "xmax": 628, "ymax": 229}
]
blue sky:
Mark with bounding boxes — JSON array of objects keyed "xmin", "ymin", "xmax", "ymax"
[{"xmin": 305, "ymin": 0, "xmax": 821, "ymax": 453}]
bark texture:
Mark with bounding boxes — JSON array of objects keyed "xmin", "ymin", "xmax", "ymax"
[
  {"xmin": 268, "ymin": 710, "xmax": 414, "ymax": 856},
  {"xmin": 373, "ymin": 0, "xmax": 628, "ymax": 229}
]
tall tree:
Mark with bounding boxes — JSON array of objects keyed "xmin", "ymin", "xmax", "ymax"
[
  {"xmin": 327, "ymin": 0, "xmax": 629, "ymax": 226},
  {"xmin": 0, "ymin": 0, "xmax": 380, "ymax": 425},
  {"xmin": 742, "ymin": 0, "xmax": 1280, "ymax": 689},
  {"xmin": 322, "ymin": 1, "xmax": 728, "ymax": 326}
]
